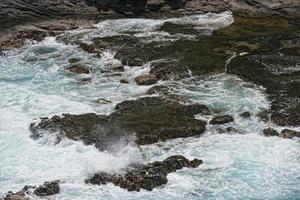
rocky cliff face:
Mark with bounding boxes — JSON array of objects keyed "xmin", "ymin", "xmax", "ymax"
[{"xmin": 1, "ymin": 0, "xmax": 299, "ymax": 30}]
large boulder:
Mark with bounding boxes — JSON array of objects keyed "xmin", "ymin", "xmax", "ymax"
[{"xmin": 86, "ymin": 155, "xmax": 202, "ymax": 191}]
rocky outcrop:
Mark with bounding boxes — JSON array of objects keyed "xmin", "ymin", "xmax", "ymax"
[
  {"xmin": 2, "ymin": 181, "xmax": 60, "ymax": 200},
  {"xmin": 1, "ymin": 0, "xmax": 299, "ymax": 51},
  {"xmin": 86, "ymin": 155, "xmax": 202, "ymax": 191},
  {"xmin": 30, "ymin": 97, "xmax": 209, "ymax": 148}
]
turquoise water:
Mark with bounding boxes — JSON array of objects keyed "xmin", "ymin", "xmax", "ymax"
[{"xmin": 0, "ymin": 12, "xmax": 300, "ymax": 200}]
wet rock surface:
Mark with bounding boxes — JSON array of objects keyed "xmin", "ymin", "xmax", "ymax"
[
  {"xmin": 86, "ymin": 155, "xmax": 203, "ymax": 191},
  {"xmin": 65, "ymin": 64, "xmax": 90, "ymax": 74},
  {"xmin": 135, "ymin": 74, "xmax": 158, "ymax": 85},
  {"xmin": 30, "ymin": 97, "xmax": 209, "ymax": 148},
  {"xmin": 210, "ymin": 115, "xmax": 234, "ymax": 125},
  {"xmin": 2, "ymin": 181, "xmax": 60, "ymax": 200},
  {"xmin": 263, "ymin": 128, "xmax": 280, "ymax": 137}
]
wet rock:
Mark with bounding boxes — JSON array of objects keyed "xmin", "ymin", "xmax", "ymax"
[
  {"xmin": 210, "ymin": 115, "xmax": 234, "ymax": 125},
  {"xmin": 68, "ymin": 58, "xmax": 81, "ymax": 63},
  {"xmin": 33, "ymin": 181, "xmax": 60, "ymax": 196},
  {"xmin": 3, "ymin": 181, "xmax": 60, "ymax": 200},
  {"xmin": 240, "ymin": 112, "xmax": 251, "ymax": 118},
  {"xmin": 281, "ymin": 129, "xmax": 300, "ymax": 139},
  {"xmin": 120, "ymin": 79, "xmax": 129, "ymax": 84},
  {"xmin": 86, "ymin": 155, "xmax": 202, "ymax": 191},
  {"xmin": 30, "ymin": 97, "xmax": 209, "ymax": 147},
  {"xmin": 95, "ymin": 98, "xmax": 112, "ymax": 104},
  {"xmin": 146, "ymin": 85, "xmax": 170, "ymax": 95},
  {"xmin": 263, "ymin": 128, "xmax": 279, "ymax": 137},
  {"xmin": 135, "ymin": 74, "xmax": 158, "ymax": 85},
  {"xmin": 216, "ymin": 127, "xmax": 238, "ymax": 134},
  {"xmin": 65, "ymin": 64, "xmax": 90, "ymax": 74},
  {"xmin": 79, "ymin": 42, "xmax": 102, "ymax": 54}
]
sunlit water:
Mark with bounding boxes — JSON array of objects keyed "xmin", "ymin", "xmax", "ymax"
[{"xmin": 0, "ymin": 12, "xmax": 299, "ymax": 200}]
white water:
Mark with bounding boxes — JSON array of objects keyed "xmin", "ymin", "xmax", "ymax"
[{"xmin": 0, "ymin": 12, "xmax": 300, "ymax": 200}]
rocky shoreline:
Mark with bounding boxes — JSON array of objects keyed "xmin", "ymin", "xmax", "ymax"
[{"xmin": 1, "ymin": 0, "xmax": 300, "ymax": 198}]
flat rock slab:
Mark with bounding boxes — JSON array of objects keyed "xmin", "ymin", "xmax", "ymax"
[
  {"xmin": 30, "ymin": 97, "xmax": 209, "ymax": 149},
  {"xmin": 86, "ymin": 155, "xmax": 203, "ymax": 191}
]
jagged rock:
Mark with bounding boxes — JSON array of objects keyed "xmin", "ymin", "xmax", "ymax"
[
  {"xmin": 86, "ymin": 155, "xmax": 202, "ymax": 191},
  {"xmin": 240, "ymin": 112, "xmax": 251, "ymax": 118},
  {"xmin": 263, "ymin": 128, "xmax": 279, "ymax": 137},
  {"xmin": 135, "ymin": 74, "xmax": 158, "ymax": 85},
  {"xmin": 3, "ymin": 181, "xmax": 60, "ymax": 200},
  {"xmin": 281, "ymin": 129, "xmax": 300, "ymax": 139},
  {"xmin": 65, "ymin": 64, "xmax": 90, "ymax": 74},
  {"xmin": 210, "ymin": 115, "xmax": 234, "ymax": 125},
  {"xmin": 30, "ymin": 97, "xmax": 209, "ymax": 148}
]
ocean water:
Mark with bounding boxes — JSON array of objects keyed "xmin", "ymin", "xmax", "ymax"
[{"xmin": 0, "ymin": 12, "xmax": 299, "ymax": 200}]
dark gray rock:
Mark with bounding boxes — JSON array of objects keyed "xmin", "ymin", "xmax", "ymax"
[
  {"xmin": 30, "ymin": 97, "xmax": 209, "ymax": 148},
  {"xmin": 240, "ymin": 112, "xmax": 251, "ymax": 118},
  {"xmin": 86, "ymin": 155, "xmax": 202, "ymax": 191},
  {"xmin": 3, "ymin": 181, "xmax": 60, "ymax": 200},
  {"xmin": 210, "ymin": 115, "xmax": 234, "ymax": 125},
  {"xmin": 263, "ymin": 128, "xmax": 279, "ymax": 137}
]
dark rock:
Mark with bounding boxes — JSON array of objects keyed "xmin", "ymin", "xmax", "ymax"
[
  {"xmin": 65, "ymin": 64, "xmax": 90, "ymax": 74},
  {"xmin": 240, "ymin": 112, "xmax": 251, "ymax": 118},
  {"xmin": 281, "ymin": 129, "xmax": 300, "ymax": 139},
  {"xmin": 263, "ymin": 128, "xmax": 279, "ymax": 137},
  {"xmin": 33, "ymin": 181, "xmax": 60, "ymax": 196},
  {"xmin": 79, "ymin": 42, "xmax": 101, "ymax": 54},
  {"xmin": 3, "ymin": 181, "xmax": 60, "ymax": 200},
  {"xmin": 30, "ymin": 97, "xmax": 209, "ymax": 148},
  {"xmin": 146, "ymin": 85, "xmax": 170, "ymax": 95},
  {"xmin": 120, "ymin": 79, "xmax": 129, "ymax": 84},
  {"xmin": 210, "ymin": 115, "xmax": 234, "ymax": 125},
  {"xmin": 68, "ymin": 58, "xmax": 81, "ymax": 63},
  {"xmin": 225, "ymin": 18, "xmax": 300, "ymax": 126},
  {"xmin": 86, "ymin": 155, "xmax": 202, "ymax": 191},
  {"xmin": 135, "ymin": 74, "xmax": 158, "ymax": 85}
]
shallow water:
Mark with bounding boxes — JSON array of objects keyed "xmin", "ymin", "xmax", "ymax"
[{"xmin": 0, "ymin": 12, "xmax": 300, "ymax": 200}]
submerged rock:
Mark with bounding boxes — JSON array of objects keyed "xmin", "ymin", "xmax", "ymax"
[
  {"xmin": 65, "ymin": 64, "xmax": 90, "ymax": 74},
  {"xmin": 30, "ymin": 97, "xmax": 209, "ymax": 148},
  {"xmin": 135, "ymin": 74, "xmax": 158, "ymax": 85},
  {"xmin": 86, "ymin": 155, "xmax": 202, "ymax": 191},
  {"xmin": 95, "ymin": 98, "xmax": 112, "ymax": 104},
  {"xmin": 3, "ymin": 181, "xmax": 60, "ymax": 200},
  {"xmin": 210, "ymin": 115, "xmax": 234, "ymax": 125}
]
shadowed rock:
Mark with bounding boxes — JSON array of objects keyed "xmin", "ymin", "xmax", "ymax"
[
  {"xmin": 281, "ymin": 129, "xmax": 300, "ymax": 139},
  {"xmin": 85, "ymin": 155, "xmax": 203, "ymax": 191},
  {"xmin": 65, "ymin": 64, "xmax": 90, "ymax": 74}
]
